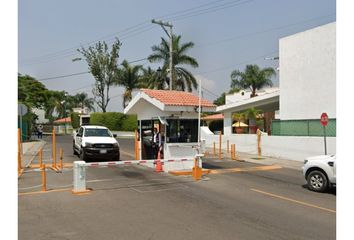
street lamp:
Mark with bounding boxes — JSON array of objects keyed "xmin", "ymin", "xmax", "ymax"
[{"xmin": 152, "ymin": 19, "xmax": 173, "ymax": 90}]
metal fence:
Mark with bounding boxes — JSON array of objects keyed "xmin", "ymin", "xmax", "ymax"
[{"xmin": 271, "ymin": 119, "xmax": 336, "ymax": 137}]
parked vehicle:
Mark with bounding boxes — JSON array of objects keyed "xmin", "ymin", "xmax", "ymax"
[
  {"xmin": 302, "ymin": 155, "xmax": 336, "ymax": 192},
  {"xmin": 73, "ymin": 125, "xmax": 120, "ymax": 161}
]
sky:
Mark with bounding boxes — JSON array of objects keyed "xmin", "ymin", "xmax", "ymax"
[{"xmin": 18, "ymin": 0, "xmax": 336, "ymax": 112}]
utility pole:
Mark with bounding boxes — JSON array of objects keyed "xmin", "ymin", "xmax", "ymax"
[{"xmin": 152, "ymin": 19, "xmax": 173, "ymax": 90}]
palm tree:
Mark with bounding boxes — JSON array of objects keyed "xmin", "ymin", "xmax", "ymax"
[
  {"xmin": 72, "ymin": 92, "xmax": 95, "ymax": 111},
  {"xmin": 230, "ymin": 64, "xmax": 275, "ymax": 98},
  {"xmin": 43, "ymin": 91, "xmax": 70, "ymax": 121},
  {"xmin": 115, "ymin": 60, "xmax": 143, "ymax": 108},
  {"xmin": 243, "ymin": 107, "xmax": 263, "ymax": 133},
  {"xmin": 140, "ymin": 66, "xmax": 167, "ymax": 90},
  {"xmin": 148, "ymin": 34, "xmax": 199, "ymax": 92}
]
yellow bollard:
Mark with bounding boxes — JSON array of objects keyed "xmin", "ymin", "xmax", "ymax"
[
  {"xmin": 41, "ymin": 164, "xmax": 47, "ymax": 192},
  {"xmin": 219, "ymin": 131, "xmax": 222, "ymax": 160}
]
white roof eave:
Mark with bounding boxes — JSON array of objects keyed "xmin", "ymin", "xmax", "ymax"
[
  {"xmin": 124, "ymin": 91, "xmax": 165, "ymax": 114},
  {"xmin": 216, "ymin": 91, "xmax": 280, "ymax": 113}
]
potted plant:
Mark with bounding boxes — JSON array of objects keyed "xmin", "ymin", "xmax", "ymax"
[
  {"xmin": 232, "ymin": 112, "xmax": 247, "ymax": 134},
  {"xmin": 243, "ymin": 108, "xmax": 263, "ymax": 134}
]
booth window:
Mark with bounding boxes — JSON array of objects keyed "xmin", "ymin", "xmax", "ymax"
[{"xmin": 166, "ymin": 119, "xmax": 198, "ymax": 143}]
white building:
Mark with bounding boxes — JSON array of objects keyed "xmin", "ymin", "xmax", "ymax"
[
  {"xmin": 279, "ymin": 22, "xmax": 336, "ymax": 120},
  {"xmin": 207, "ymin": 22, "xmax": 336, "ymax": 161}
]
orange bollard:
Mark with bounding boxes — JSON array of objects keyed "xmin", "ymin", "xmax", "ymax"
[
  {"xmin": 219, "ymin": 131, "xmax": 222, "ymax": 160},
  {"xmin": 135, "ymin": 129, "xmax": 139, "ymax": 160},
  {"xmin": 231, "ymin": 144, "xmax": 236, "ymax": 160},
  {"xmin": 213, "ymin": 142, "xmax": 216, "ymax": 157},
  {"xmin": 155, "ymin": 150, "xmax": 163, "ymax": 172},
  {"xmin": 52, "ymin": 128, "xmax": 57, "ymax": 169},
  {"xmin": 59, "ymin": 147, "xmax": 63, "ymax": 171},
  {"xmin": 41, "ymin": 164, "xmax": 47, "ymax": 192},
  {"xmin": 192, "ymin": 157, "xmax": 202, "ymax": 181},
  {"xmin": 227, "ymin": 140, "xmax": 229, "ymax": 154},
  {"xmin": 39, "ymin": 148, "xmax": 43, "ymax": 169}
]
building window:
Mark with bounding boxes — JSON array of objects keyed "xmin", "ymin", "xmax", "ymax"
[{"xmin": 166, "ymin": 119, "xmax": 198, "ymax": 143}]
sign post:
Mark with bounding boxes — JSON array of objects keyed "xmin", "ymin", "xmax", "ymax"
[
  {"xmin": 18, "ymin": 104, "xmax": 28, "ymax": 155},
  {"xmin": 320, "ymin": 113, "xmax": 329, "ymax": 155}
]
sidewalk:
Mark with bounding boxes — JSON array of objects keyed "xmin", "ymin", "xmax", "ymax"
[
  {"xmin": 20, "ymin": 137, "xmax": 47, "ymax": 168},
  {"xmin": 205, "ymin": 148, "xmax": 303, "ymax": 170}
]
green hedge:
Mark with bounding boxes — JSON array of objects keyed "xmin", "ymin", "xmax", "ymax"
[
  {"xmin": 89, "ymin": 112, "xmax": 137, "ymax": 131},
  {"xmin": 70, "ymin": 112, "xmax": 80, "ymax": 129}
]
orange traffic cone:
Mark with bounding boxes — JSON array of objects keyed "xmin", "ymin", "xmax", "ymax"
[{"xmin": 155, "ymin": 150, "xmax": 163, "ymax": 172}]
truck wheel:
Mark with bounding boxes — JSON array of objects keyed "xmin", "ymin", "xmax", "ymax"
[
  {"xmin": 80, "ymin": 149, "xmax": 86, "ymax": 161},
  {"xmin": 73, "ymin": 143, "xmax": 77, "ymax": 155},
  {"xmin": 307, "ymin": 170, "xmax": 328, "ymax": 192}
]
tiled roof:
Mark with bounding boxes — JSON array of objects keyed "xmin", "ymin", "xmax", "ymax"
[
  {"xmin": 53, "ymin": 117, "xmax": 71, "ymax": 124},
  {"xmin": 142, "ymin": 89, "xmax": 216, "ymax": 107},
  {"xmin": 202, "ymin": 113, "xmax": 224, "ymax": 120}
]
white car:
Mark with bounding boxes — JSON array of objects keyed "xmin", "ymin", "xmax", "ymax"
[
  {"xmin": 302, "ymin": 155, "xmax": 336, "ymax": 192},
  {"xmin": 73, "ymin": 125, "xmax": 120, "ymax": 161}
]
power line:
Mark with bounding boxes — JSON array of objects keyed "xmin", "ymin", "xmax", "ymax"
[
  {"xmin": 195, "ymin": 14, "xmax": 335, "ymax": 49},
  {"xmin": 37, "ymin": 58, "xmax": 148, "ymax": 81},
  {"xmin": 19, "ymin": 0, "xmax": 253, "ymax": 65}
]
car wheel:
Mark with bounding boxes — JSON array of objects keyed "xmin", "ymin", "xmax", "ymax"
[
  {"xmin": 117, "ymin": 151, "xmax": 120, "ymax": 161},
  {"xmin": 73, "ymin": 143, "xmax": 77, "ymax": 155},
  {"xmin": 307, "ymin": 170, "xmax": 328, "ymax": 192},
  {"xmin": 80, "ymin": 148, "xmax": 86, "ymax": 161}
]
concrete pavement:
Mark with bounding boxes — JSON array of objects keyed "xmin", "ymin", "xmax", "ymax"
[{"xmin": 205, "ymin": 147, "xmax": 304, "ymax": 170}]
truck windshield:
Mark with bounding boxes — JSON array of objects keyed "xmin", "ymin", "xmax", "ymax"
[{"xmin": 84, "ymin": 129, "xmax": 112, "ymax": 137}]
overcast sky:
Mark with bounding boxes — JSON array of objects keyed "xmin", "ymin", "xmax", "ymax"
[{"xmin": 18, "ymin": 0, "xmax": 336, "ymax": 112}]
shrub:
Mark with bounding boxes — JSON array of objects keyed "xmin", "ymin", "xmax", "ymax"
[
  {"xmin": 89, "ymin": 112, "xmax": 137, "ymax": 131},
  {"xmin": 70, "ymin": 112, "xmax": 80, "ymax": 129}
]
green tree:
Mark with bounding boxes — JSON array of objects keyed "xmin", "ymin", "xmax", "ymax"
[
  {"xmin": 140, "ymin": 66, "xmax": 166, "ymax": 90},
  {"xmin": 213, "ymin": 93, "xmax": 226, "ymax": 106},
  {"xmin": 43, "ymin": 91, "xmax": 71, "ymax": 121},
  {"xmin": 18, "ymin": 74, "xmax": 49, "ymax": 108},
  {"xmin": 72, "ymin": 92, "xmax": 95, "ymax": 111},
  {"xmin": 115, "ymin": 60, "xmax": 143, "ymax": 108},
  {"xmin": 230, "ymin": 64, "xmax": 275, "ymax": 98},
  {"xmin": 213, "ymin": 88, "xmax": 240, "ymax": 106},
  {"xmin": 78, "ymin": 39, "xmax": 121, "ymax": 112},
  {"xmin": 148, "ymin": 34, "xmax": 199, "ymax": 91}
]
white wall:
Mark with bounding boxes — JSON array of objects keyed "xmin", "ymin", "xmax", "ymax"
[
  {"xmin": 201, "ymin": 132, "xmax": 336, "ymax": 161},
  {"xmin": 279, "ymin": 22, "xmax": 336, "ymax": 120}
]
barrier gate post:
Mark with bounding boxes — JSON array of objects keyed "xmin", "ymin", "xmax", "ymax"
[{"xmin": 72, "ymin": 161, "xmax": 89, "ymax": 194}]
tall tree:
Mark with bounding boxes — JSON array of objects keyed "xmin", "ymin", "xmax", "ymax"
[
  {"xmin": 78, "ymin": 39, "xmax": 121, "ymax": 112},
  {"xmin": 140, "ymin": 66, "xmax": 169, "ymax": 90},
  {"xmin": 72, "ymin": 92, "xmax": 95, "ymax": 111},
  {"xmin": 148, "ymin": 34, "xmax": 199, "ymax": 92},
  {"xmin": 230, "ymin": 64, "xmax": 275, "ymax": 98},
  {"xmin": 18, "ymin": 74, "xmax": 49, "ymax": 109},
  {"xmin": 115, "ymin": 60, "xmax": 143, "ymax": 108},
  {"xmin": 43, "ymin": 90, "xmax": 71, "ymax": 121}
]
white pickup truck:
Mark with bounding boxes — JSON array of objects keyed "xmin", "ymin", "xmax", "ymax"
[
  {"xmin": 73, "ymin": 125, "xmax": 120, "ymax": 161},
  {"xmin": 302, "ymin": 155, "xmax": 336, "ymax": 192}
]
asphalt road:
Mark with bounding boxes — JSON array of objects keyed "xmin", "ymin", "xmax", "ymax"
[{"xmin": 18, "ymin": 135, "xmax": 336, "ymax": 240}]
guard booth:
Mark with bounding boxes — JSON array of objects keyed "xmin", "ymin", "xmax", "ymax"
[{"xmin": 124, "ymin": 89, "xmax": 216, "ymax": 172}]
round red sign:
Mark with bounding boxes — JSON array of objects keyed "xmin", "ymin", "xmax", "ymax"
[{"xmin": 320, "ymin": 113, "xmax": 329, "ymax": 126}]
